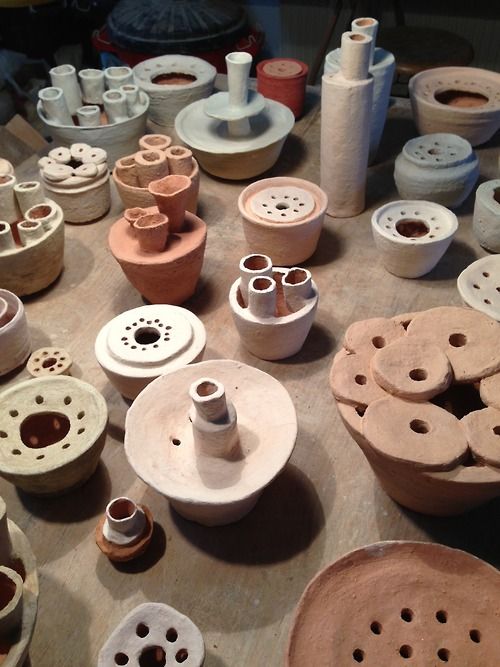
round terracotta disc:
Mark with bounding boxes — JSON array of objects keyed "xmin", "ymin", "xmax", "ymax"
[
  {"xmin": 330, "ymin": 353, "xmax": 387, "ymax": 407},
  {"xmin": 286, "ymin": 541, "xmax": 500, "ymax": 667},
  {"xmin": 363, "ymin": 396, "xmax": 468, "ymax": 470},
  {"xmin": 371, "ymin": 338, "xmax": 453, "ymax": 401},
  {"xmin": 479, "ymin": 372, "xmax": 500, "ymax": 409},
  {"xmin": 27, "ymin": 347, "xmax": 72, "ymax": 377},
  {"xmin": 406, "ymin": 307, "xmax": 500, "ymax": 382},
  {"xmin": 262, "ymin": 60, "xmax": 303, "ymax": 78},
  {"xmin": 95, "ymin": 504, "xmax": 154, "ymax": 562},
  {"xmin": 461, "ymin": 408, "xmax": 500, "ymax": 468},
  {"xmin": 344, "ymin": 318, "xmax": 405, "ymax": 357}
]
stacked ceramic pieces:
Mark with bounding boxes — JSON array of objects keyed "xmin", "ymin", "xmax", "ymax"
[
  {"xmin": 175, "ymin": 52, "xmax": 295, "ymax": 179},
  {"xmin": 330, "ymin": 307, "xmax": 500, "ymax": 515}
]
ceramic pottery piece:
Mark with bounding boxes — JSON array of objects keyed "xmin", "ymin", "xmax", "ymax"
[
  {"xmin": 0, "ymin": 159, "xmax": 14, "ymax": 177},
  {"xmin": 109, "ymin": 181, "xmax": 207, "ymax": 304},
  {"xmin": 286, "ymin": 541, "xmax": 500, "ymax": 667},
  {"xmin": 472, "ymin": 179, "xmax": 500, "ymax": 252},
  {"xmin": 409, "ymin": 66, "xmax": 500, "ymax": 146},
  {"xmin": 457, "ymin": 256, "xmax": 500, "ymax": 320},
  {"xmin": 229, "ymin": 254, "xmax": 318, "ymax": 359},
  {"xmin": 13, "ymin": 181, "xmax": 43, "ymax": 216},
  {"xmin": 0, "ymin": 198, "xmax": 65, "ymax": 296},
  {"xmin": 0, "ymin": 495, "xmax": 38, "ymax": 667},
  {"xmin": 256, "ymin": 58, "xmax": 308, "ymax": 119},
  {"xmin": 0, "ymin": 376, "xmax": 108, "ymax": 495},
  {"xmin": 175, "ymin": 52, "xmax": 294, "ymax": 180},
  {"xmin": 98, "ymin": 602, "xmax": 204, "ymax": 667},
  {"xmin": 133, "ymin": 54, "xmax": 216, "ymax": 128},
  {"xmin": 371, "ymin": 200, "xmax": 458, "ymax": 278},
  {"xmin": 0, "ymin": 173, "xmax": 20, "ymax": 224},
  {"xmin": 394, "ymin": 133, "xmax": 479, "ymax": 208},
  {"xmin": 95, "ymin": 497, "xmax": 154, "ymax": 562},
  {"xmin": 95, "ymin": 304, "xmax": 206, "ymax": 399},
  {"xmin": 125, "ymin": 359, "xmax": 297, "ymax": 526},
  {"xmin": 324, "ymin": 17, "xmax": 395, "ymax": 165},
  {"xmin": 49, "ymin": 64, "xmax": 82, "ymax": 115},
  {"xmin": 38, "ymin": 143, "xmax": 110, "ymax": 223},
  {"xmin": 26, "ymin": 347, "xmax": 72, "ymax": 377},
  {"xmin": 238, "ymin": 176, "xmax": 327, "ymax": 265},
  {"xmin": 321, "ymin": 31, "xmax": 374, "ymax": 217},
  {"xmin": 0, "ymin": 289, "xmax": 30, "ymax": 377},
  {"xmin": 113, "ymin": 135, "xmax": 200, "ymax": 213},
  {"xmin": 330, "ymin": 307, "xmax": 500, "ymax": 515}
]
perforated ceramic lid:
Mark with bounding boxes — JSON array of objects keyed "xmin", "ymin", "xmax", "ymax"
[
  {"xmin": 457, "ymin": 256, "xmax": 500, "ymax": 321},
  {"xmin": 402, "ymin": 133, "xmax": 473, "ymax": 168},
  {"xmin": 249, "ymin": 186, "xmax": 315, "ymax": 223}
]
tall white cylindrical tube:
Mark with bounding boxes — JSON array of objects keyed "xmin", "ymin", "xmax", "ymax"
[{"xmin": 49, "ymin": 64, "xmax": 82, "ymax": 115}]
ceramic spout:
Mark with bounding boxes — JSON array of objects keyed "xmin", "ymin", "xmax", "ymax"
[
  {"xmin": 134, "ymin": 149, "xmax": 169, "ymax": 188},
  {"xmin": 0, "ymin": 497, "xmax": 13, "ymax": 566},
  {"xmin": 49, "ymin": 63, "xmax": 82, "ymax": 114},
  {"xmin": 115, "ymin": 155, "xmax": 138, "ymax": 187},
  {"xmin": 18, "ymin": 220, "xmax": 44, "ymax": 246},
  {"xmin": 79, "ymin": 68, "xmax": 105, "ymax": 104},
  {"xmin": 0, "ymin": 566, "xmax": 23, "ymax": 636},
  {"xmin": 14, "ymin": 181, "xmax": 43, "ymax": 215},
  {"xmin": 189, "ymin": 378, "xmax": 239, "ymax": 458},
  {"xmin": 77, "ymin": 105, "xmax": 101, "ymax": 127},
  {"xmin": 238, "ymin": 253, "xmax": 273, "ymax": 306},
  {"xmin": 283, "ymin": 267, "xmax": 313, "ymax": 311},
  {"xmin": 248, "ymin": 275, "xmax": 277, "ymax": 318},
  {"xmin": 0, "ymin": 222, "xmax": 15, "ymax": 251},
  {"xmin": 340, "ymin": 31, "xmax": 372, "ymax": 81},
  {"xmin": 103, "ymin": 90, "xmax": 128, "ymax": 123},
  {"xmin": 165, "ymin": 146, "xmax": 193, "ymax": 176},
  {"xmin": 133, "ymin": 212, "xmax": 170, "ymax": 253},
  {"xmin": 351, "ymin": 17, "xmax": 379, "ymax": 65},
  {"xmin": 39, "ymin": 86, "xmax": 73, "ymax": 125},
  {"xmin": 148, "ymin": 174, "xmax": 191, "ymax": 233}
]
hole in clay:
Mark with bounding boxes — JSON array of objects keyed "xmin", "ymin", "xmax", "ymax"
[
  {"xmin": 436, "ymin": 610, "xmax": 448, "ymax": 623},
  {"xmin": 494, "ymin": 188, "xmax": 500, "ymax": 205},
  {"xmin": 253, "ymin": 277, "xmax": 273, "ymax": 291},
  {"xmin": 354, "ymin": 17, "xmax": 376, "ymax": 26},
  {"xmin": 171, "ymin": 438, "xmax": 181, "ymax": 446},
  {"xmin": 136, "ymin": 623, "xmax": 149, "ymax": 638},
  {"xmin": 483, "ymin": 272, "xmax": 490, "ymax": 278},
  {"xmin": 9, "ymin": 410, "xmax": 18, "ymax": 417},
  {"xmin": 152, "ymin": 72, "xmax": 197, "ymax": 85},
  {"xmin": 197, "ymin": 381, "xmax": 218, "ymax": 397},
  {"xmin": 370, "ymin": 621, "xmax": 382, "ymax": 634},
  {"xmin": 349, "ymin": 33, "xmax": 366, "ymax": 41},
  {"xmin": 139, "ymin": 646, "xmax": 166, "ymax": 667},
  {"xmin": 114, "ymin": 654, "xmax": 129, "ymax": 665},
  {"xmin": 0, "ymin": 571, "xmax": 16, "ymax": 610},
  {"xmin": 20, "ymin": 412, "xmax": 70, "ymax": 448},
  {"xmin": 492, "ymin": 426, "xmax": 500, "ymax": 436},
  {"xmin": 355, "ymin": 374, "xmax": 367, "ymax": 385},
  {"xmin": 437, "ymin": 648, "xmax": 450, "ymax": 662},
  {"xmin": 399, "ymin": 645, "xmax": 413, "ymax": 659},
  {"xmin": 12, "ymin": 449, "xmax": 21, "ymax": 455},
  {"xmin": 109, "ymin": 498, "xmax": 135, "ymax": 520},
  {"xmin": 141, "ymin": 151, "xmax": 160, "ymax": 163},
  {"xmin": 77, "ymin": 411, "xmax": 85, "ymax": 419},
  {"xmin": 432, "ymin": 383, "xmax": 485, "ymax": 420},
  {"xmin": 428, "ymin": 147, "xmax": 442, "ymax": 155},
  {"xmin": 409, "ymin": 368, "xmax": 428, "ymax": 381},
  {"xmin": 355, "ymin": 405, "xmax": 366, "ymax": 417},
  {"xmin": 484, "ymin": 299, "xmax": 491, "ymax": 305},
  {"xmin": 435, "ymin": 89, "xmax": 489, "ymax": 107},
  {"xmin": 276, "ymin": 202, "xmax": 289, "ymax": 210},
  {"xmin": 449, "ymin": 333, "xmax": 467, "ymax": 347},
  {"xmin": 410, "ymin": 419, "xmax": 429, "ymax": 434},
  {"xmin": 134, "ymin": 327, "xmax": 161, "ymax": 345},
  {"xmin": 166, "ymin": 627, "xmax": 178, "ymax": 642},
  {"xmin": 396, "ymin": 219, "xmax": 429, "ymax": 238},
  {"xmin": 0, "ymin": 431, "xmax": 6, "ymax": 438},
  {"xmin": 469, "ymin": 629, "xmax": 481, "ymax": 643},
  {"xmin": 372, "ymin": 336, "xmax": 385, "ymax": 349},
  {"xmin": 352, "ymin": 649, "xmax": 364, "ymax": 662},
  {"xmin": 473, "ymin": 284, "xmax": 480, "ymax": 289},
  {"xmin": 175, "ymin": 649, "xmax": 188, "ymax": 663},
  {"xmin": 35, "ymin": 395, "xmax": 44, "ymax": 404},
  {"xmin": 401, "ymin": 608, "xmax": 413, "ymax": 622},
  {"xmin": 62, "ymin": 443, "xmax": 70, "ymax": 449},
  {"xmin": 64, "ymin": 396, "xmax": 72, "ymax": 405}
]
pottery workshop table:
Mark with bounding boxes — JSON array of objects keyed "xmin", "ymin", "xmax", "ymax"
[{"xmin": 2, "ymin": 92, "xmax": 500, "ymax": 667}]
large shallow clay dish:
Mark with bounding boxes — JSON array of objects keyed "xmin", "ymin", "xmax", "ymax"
[{"xmin": 286, "ymin": 541, "xmax": 500, "ymax": 667}]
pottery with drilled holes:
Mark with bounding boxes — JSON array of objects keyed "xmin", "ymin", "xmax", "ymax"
[
  {"xmin": 394, "ymin": 133, "xmax": 479, "ymax": 208},
  {"xmin": 95, "ymin": 497, "xmax": 154, "ymax": 562},
  {"xmin": 26, "ymin": 347, "xmax": 72, "ymax": 377},
  {"xmin": 0, "ymin": 289, "xmax": 31, "ymax": 376},
  {"xmin": 286, "ymin": 541, "xmax": 500, "ymax": 667},
  {"xmin": 472, "ymin": 179, "xmax": 500, "ymax": 252},
  {"xmin": 409, "ymin": 66, "xmax": 500, "ymax": 146},
  {"xmin": 0, "ymin": 376, "xmax": 108, "ymax": 495},
  {"xmin": 371, "ymin": 200, "xmax": 458, "ymax": 278},
  {"xmin": 125, "ymin": 359, "xmax": 297, "ymax": 526},
  {"xmin": 95, "ymin": 304, "xmax": 206, "ymax": 399},
  {"xmin": 457, "ymin": 256, "xmax": 500, "ymax": 320}
]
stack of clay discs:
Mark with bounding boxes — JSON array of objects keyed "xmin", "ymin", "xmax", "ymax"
[
  {"xmin": 329, "ymin": 306, "xmax": 500, "ymax": 515},
  {"xmin": 257, "ymin": 58, "xmax": 308, "ymax": 119}
]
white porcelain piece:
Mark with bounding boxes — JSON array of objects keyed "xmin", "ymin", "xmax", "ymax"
[
  {"xmin": 38, "ymin": 86, "xmax": 73, "ymax": 126},
  {"xmin": 473, "ymin": 179, "xmax": 500, "ymax": 252},
  {"xmin": 457, "ymin": 256, "xmax": 500, "ymax": 320},
  {"xmin": 78, "ymin": 68, "xmax": 105, "ymax": 104}
]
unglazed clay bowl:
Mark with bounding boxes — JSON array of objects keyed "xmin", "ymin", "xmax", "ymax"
[
  {"xmin": 457, "ymin": 256, "xmax": 500, "ymax": 321},
  {"xmin": 286, "ymin": 541, "xmax": 500, "ymax": 667},
  {"xmin": 409, "ymin": 67, "xmax": 500, "ymax": 146}
]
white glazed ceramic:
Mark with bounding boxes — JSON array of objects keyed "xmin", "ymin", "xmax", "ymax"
[
  {"xmin": 473, "ymin": 179, "xmax": 500, "ymax": 252},
  {"xmin": 457, "ymin": 256, "xmax": 500, "ymax": 320}
]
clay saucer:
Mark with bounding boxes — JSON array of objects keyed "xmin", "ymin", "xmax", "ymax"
[
  {"xmin": 457, "ymin": 256, "xmax": 500, "ymax": 321},
  {"xmin": 286, "ymin": 541, "xmax": 500, "ymax": 667}
]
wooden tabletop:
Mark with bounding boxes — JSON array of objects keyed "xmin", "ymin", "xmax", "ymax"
[{"xmin": 2, "ymin": 92, "xmax": 500, "ymax": 667}]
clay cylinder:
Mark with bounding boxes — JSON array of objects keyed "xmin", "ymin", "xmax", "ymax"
[
  {"xmin": 0, "ymin": 288, "xmax": 31, "ymax": 377},
  {"xmin": 0, "ymin": 174, "xmax": 20, "ymax": 223},
  {"xmin": 0, "ymin": 566, "xmax": 23, "ymax": 636},
  {"xmin": 257, "ymin": 58, "xmax": 308, "ymax": 119},
  {"xmin": 25, "ymin": 202, "xmax": 58, "ymax": 231},
  {"xmin": 104, "ymin": 66, "xmax": 134, "ymax": 90},
  {"xmin": 473, "ymin": 179, "xmax": 500, "ymax": 252},
  {"xmin": 165, "ymin": 146, "xmax": 193, "ymax": 176},
  {"xmin": 121, "ymin": 84, "xmax": 143, "ymax": 117},
  {"xmin": 0, "ymin": 498, "xmax": 12, "ymax": 566},
  {"xmin": 49, "ymin": 64, "xmax": 82, "ymax": 114},
  {"xmin": 79, "ymin": 68, "xmax": 105, "ymax": 104},
  {"xmin": 139, "ymin": 134, "xmax": 172, "ymax": 153},
  {"xmin": 0, "ymin": 222, "xmax": 15, "ymax": 251},
  {"xmin": 14, "ymin": 181, "xmax": 43, "ymax": 215},
  {"xmin": 17, "ymin": 219, "xmax": 44, "ymax": 246},
  {"xmin": 39, "ymin": 86, "xmax": 73, "ymax": 125},
  {"xmin": 115, "ymin": 155, "xmax": 138, "ymax": 187},
  {"xmin": 283, "ymin": 267, "xmax": 313, "ymax": 310},
  {"xmin": 103, "ymin": 90, "xmax": 128, "ymax": 124},
  {"xmin": 133, "ymin": 213, "xmax": 169, "ymax": 253},
  {"xmin": 77, "ymin": 105, "xmax": 101, "ymax": 127},
  {"xmin": 226, "ymin": 52, "xmax": 252, "ymax": 137},
  {"xmin": 351, "ymin": 17, "xmax": 378, "ymax": 64},
  {"xmin": 239, "ymin": 253, "xmax": 273, "ymax": 305},
  {"xmin": 321, "ymin": 31, "xmax": 374, "ymax": 217},
  {"xmin": 148, "ymin": 174, "xmax": 191, "ymax": 233},
  {"xmin": 134, "ymin": 150, "xmax": 169, "ymax": 188},
  {"xmin": 248, "ymin": 276, "xmax": 277, "ymax": 318},
  {"xmin": 189, "ymin": 378, "xmax": 239, "ymax": 458},
  {"xmin": 104, "ymin": 497, "xmax": 145, "ymax": 543}
]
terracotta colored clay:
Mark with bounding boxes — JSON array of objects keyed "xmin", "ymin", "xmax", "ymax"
[
  {"xmin": 95, "ymin": 497, "xmax": 154, "ymax": 562},
  {"xmin": 330, "ymin": 352, "xmax": 387, "ymax": 406},
  {"xmin": 0, "ymin": 289, "xmax": 31, "ymax": 376},
  {"xmin": 461, "ymin": 407, "xmax": 500, "ymax": 467},
  {"xmin": 286, "ymin": 541, "xmax": 500, "ymax": 667},
  {"xmin": 257, "ymin": 58, "xmax": 308, "ymax": 119},
  {"xmin": 98, "ymin": 602, "xmax": 205, "ymax": 667},
  {"xmin": 26, "ymin": 347, "xmax": 72, "ymax": 377},
  {"xmin": 479, "ymin": 371, "xmax": 500, "ymax": 409},
  {"xmin": 457, "ymin": 255, "xmax": 500, "ymax": 321},
  {"xmin": 148, "ymin": 174, "xmax": 191, "ymax": 233},
  {"xmin": 473, "ymin": 179, "xmax": 500, "ymax": 252},
  {"xmin": 344, "ymin": 317, "xmax": 405, "ymax": 356},
  {"xmin": 125, "ymin": 360, "xmax": 297, "ymax": 526}
]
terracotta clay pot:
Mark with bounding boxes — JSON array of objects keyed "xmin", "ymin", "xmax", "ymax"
[
  {"xmin": 472, "ymin": 179, "xmax": 500, "ymax": 252},
  {"xmin": 0, "ymin": 289, "xmax": 31, "ymax": 376},
  {"xmin": 257, "ymin": 58, "xmax": 308, "ymax": 119},
  {"xmin": 95, "ymin": 497, "xmax": 154, "ymax": 562}
]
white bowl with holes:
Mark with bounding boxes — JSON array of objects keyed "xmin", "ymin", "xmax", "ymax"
[
  {"xmin": 95, "ymin": 304, "xmax": 206, "ymax": 400},
  {"xmin": 457, "ymin": 256, "xmax": 500, "ymax": 320},
  {"xmin": 371, "ymin": 200, "xmax": 458, "ymax": 278},
  {"xmin": 0, "ymin": 376, "xmax": 108, "ymax": 495}
]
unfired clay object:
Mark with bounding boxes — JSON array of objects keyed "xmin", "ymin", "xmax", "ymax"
[
  {"xmin": 113, "ymin": 134, "xmax": 200, "ymax": 213},
  {"xmin": 0, "ymin": 376, "xmax": 108, "ymax": 495},
  {"xmin": 286, "ymin": 541, "xmax": 500, "ymax": 667},
  {"xmin": 0, "ymin": 289, "xmax": 31, "ymax": 377},
  {"xmin": 256, "ymin": 58, "xmax": 308, "ymax": 119},
  {"xmin": 330, "ymin": 307, "xmax": 500, "ymax": 515},
  {"xmin": 98, "ymin": 602, "xmax": 205, "ymax": 667},
  {"xmin": 371, "ymin": 200, "xmax": 458, "ymax": 278},
  {"xmin": 457, "ymin": 256, "xmax": 500, "ymax": 321},
  {"xmin": 409, "ymin": 66, "xmax": 500, "ymax": 146},
  {"xmin": 229, "ymin": 254, "xmax": 318, "ymax": 360},
  {"xmin": 133, "ymin": 54, "xmax": 217, "ymax": 128},
  {"xmin": 175, "ymin": 52, "xmax": 294, "ymax": 180},
  {"xmin": 26, "ymin": 347, "xmax": 72, "ymax": 377},
  {"xmin": 125, "ymin": 360, "xmax": 297, "ymax": 526},
  {"xmin": 472, "ymin": 179, "xmax": 500, "ymax": 252},
  {"xmin": 38, "ymin": 143, "xmax": 110, "ymax": 223},
  {"xmin": 324, "ymin": 17, "xmax": 395, "ymax": 165},
  {"xmin": 321, "ymin": 31, "xmax": 374, "ymax": 217},
  {"xmin": 109, "ymin": 178, "xmax": 207, "ymax": 305},
  {"xmin": 95, "ymin": 304, "xmax": 206, "ymax": 399},
  {"xmin": 0, "ymin": 495, "xmax": 38, "ymax": 667},
  {"xmin": 394, "ymin": 133, "xmax": 479, "ymax": 208},
  {"xmin": 95, "ymin": 497, "xmax": 154, "ymax": 562},
  {"xmin": 238, "ymin": 177, "xmax": 327, "ymax": 265}
]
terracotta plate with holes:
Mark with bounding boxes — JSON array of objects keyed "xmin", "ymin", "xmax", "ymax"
[{"xmin": 286, "ymin": 541, "xmax": 500, "ymax": 667}]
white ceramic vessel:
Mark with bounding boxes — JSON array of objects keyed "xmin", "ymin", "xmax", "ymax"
[
  {"xmin": 473, "ymin": 179, "xmax": 500, "ymax": 252},
  {"xmin": 0, "ymin": 289, "xmax": 31, "ymax": 376},
  {"xmin": 457, "ymin": 255, "xmax": 500, "ymax": 320}
]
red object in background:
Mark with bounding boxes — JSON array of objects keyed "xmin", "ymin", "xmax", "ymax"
[
  {"xmin": 92, "ymin": 26, "xmax": 264, "ymax": 73},
  {"xmin": 257, "ymin": 58, "xmax": 308, "ymax": 119}
]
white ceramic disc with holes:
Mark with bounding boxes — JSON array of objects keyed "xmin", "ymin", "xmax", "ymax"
[
  {"xmin": 250, "ymin": 186, "xmax": 315, "ymax": 223},
  {"xmin": 27, "ymin": 347, "xmax": 72, "ymax": 377},
  {"xmin": 457, "ymin": 256, "xmax": 500, "ymax": 320}
]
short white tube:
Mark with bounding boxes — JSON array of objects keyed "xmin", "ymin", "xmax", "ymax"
[
  {"xmin": 238, "ymin": 253, "xmax": 273, "ymax": 306},
  {"xmin": 39, "ymin": 87, "xmax": 73, "ymax": 125},
  {"xmin": 121, "ymin": 84, "xmax": 142, "ymax": 116},
  {"xmin": 103, "ymin": 497, "xmax": 146, "ymax": 546},
  {"xmin": 0, "ymin": 174, "xmax": 20, "ymax": 223},
  {"xmin": 282, "ymin": 267, "xmax": 313, "ymax": 311},
  {"xmin": 340, "ymin": 31, "xmax": 372, "ymax": 81},
  {"xmin": 14, "ymin": 181, "xmax": 43, "ymax": 215},
  {"xmin": 25, "ymin": 202, "xmax": 58, "ymax": 231},
  {"xmin": 103, "ymin": 89, "xmax": 128, "ymax": 123},
  {"xmin": 18, "ymin": 219, "xmax": 44, "ymax": 246},
  {"xmin": 104, "ymin": 66, "xmax": 134, "ymax": 90},
  {"xmin": 76, "ymin": 105, "xmax": 101, "ymax": 127},
  {"xmin": 189, "ymin": 378, "xmax": 239, "ymax": 458},
  {"xmin": 79, "ymin": 68, "xmax": 105, "ymax": 104},
  {"xmin": 351, "ymin": 17, "xmax": 379, "ymax": 65},
  {"xmin": 0, "ymin": 222, "xmax": 15, "ymax": 252},
  {"xmin": 0, "ymin": 566, "xmax": 23, "ymax": 636},
  {"xmin": 49, "ymin": 64, "xmax": 82, "ymax": 114},
  {"xmin": 247, "ymin": 275, "xmax": 277, "ymax": 318}
]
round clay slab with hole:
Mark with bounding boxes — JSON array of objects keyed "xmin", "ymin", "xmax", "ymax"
[
  {"xmin": 330, "ymin": 353, "xmax": 387, "ymax": 407},
  {"xmin": 457, "ymin": 256, "xmax": 500, "ymax": 321},
  {"xmin": 363, "ymin": 395, "xmax": 468, "ymax": 470},
  {"xmin": 344, "ymin": 317, "xmax": 406, "ymax": 356},
  {"xmin": 479, "ymin": 372, "xmax": 500, "ymax": 409},
  {"xmin": 461, "ymin": 407, "xmax": 500, "ymax": 468},
  {"xmin": 98, "ymin": 601, "xmax": 204, "ymax": 667},
  {"xmin": 286, "ymin": 541, "xmax": 500, "ymax": 667},
  {"xmin": 406, "ymin": 306, "xmax": 500, "ymax": 382},
  {"xmin": 27, "ymin": 347, "xmax": 72, "ymax": 377},
  {"xmin": 371, "ymin": 337, "xmax": 452, "ymax": 400}
]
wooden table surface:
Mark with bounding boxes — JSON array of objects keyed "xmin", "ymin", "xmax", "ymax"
[{"xmin": 2, "ymin": 93, "xmax": 500, "ymax": 667}]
